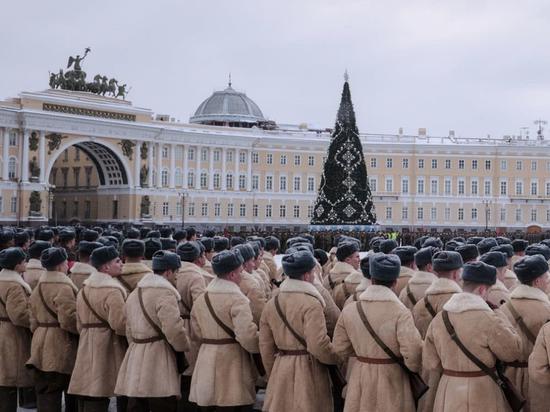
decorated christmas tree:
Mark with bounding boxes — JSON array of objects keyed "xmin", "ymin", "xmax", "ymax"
[{"xmin": 311, "ymin": 74, "xmax": 376, "ymax": 225}]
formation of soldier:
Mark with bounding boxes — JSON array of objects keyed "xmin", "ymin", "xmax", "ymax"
[{"xmin": 1, "ymin": 226, "xmax": 550, "ymax": 411}]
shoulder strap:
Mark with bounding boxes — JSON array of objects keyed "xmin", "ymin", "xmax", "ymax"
[
  {"xmin": 424, "ymin": 295, "xmax": 436, "ymax": 317},
  {"xmin": 274, "ymin": 294, "xmax": 307, "ymax": 348},
  {"xmin": 442, "ymin": 310, "xmax": 499, "ymax": 383},
  {"xmin": 138, "ymin": 288, "xmax": 165, "ymax": 339},
  {"xmin": 204, "ymin": 292, "xmax": 235, "ymax": 338},
  {"xmin": 180, "ymin": 297, "xmax": 192, "ymax": 314},
  {"xmin": 38, "ymin": 283, "xmax": 59, "ymax": 321},
  {"xmin": 117, "ymin": 276, "xmax": 132, "ymax": 292},
  {"xmin": 356, "ymin": 301, "xmax": 405, "ymax": 366},
  {"xmin": 343, "ymin": 282, "xmax": 351, "ymax": 300},
  {"xmin": 81, "ymin": 288, "xmax": 109, "ymax": 325},
  {"xmin": 406, "ymin": 284, "xmax": 417, "ymax": 306},
  {"xmin": 507, "ymin": 302, "xmax": 536, "ymax": 344},
  {"xmin": 328, "ymin": 273, "xmax": 335, "ymax": 289}
]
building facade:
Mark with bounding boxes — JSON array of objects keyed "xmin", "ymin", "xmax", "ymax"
[{"xmin": 1, "ymin": 86, "xmax": 550, "ymax": 232}]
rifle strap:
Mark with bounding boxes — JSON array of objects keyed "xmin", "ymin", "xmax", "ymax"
[
  {"xmin": 406, "ymin": 284, "xmax": 417, "ymax": 306},
  {"xmin": 138, "ymin": 288, "xmax": 165, "ymax": 340},
  {"xmin": 204, "ymin": 292, "xmax": 235, "ymax": 339},
  {"xmin": 274, "ymin": 294, "xmax": 307, "ymax": 348},
  {"xmin": 117, "ymin": 276, "xmax": 132, "ymax": 292},
  {"xmin": 38, "ymin": 283, "xmax": 59, "ymax": 321},
  {"xmin": 81, "ymin": 288, "xmax": 109, "ymax": 326},
  {"xmin": 507, "ymin": 302, "xmax": 536, "ymax": 345},
  {"xmin": 424, "ymin": 296, "xmax": 436, "ymax": 317},
  {"xmin": 356, "ymin": 301, "xmax": 407, "ymax": 369}
]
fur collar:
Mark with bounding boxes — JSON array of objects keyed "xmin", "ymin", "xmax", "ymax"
[
  {"xmin": 263, "ymin": 251, "xmax": 274, "ymax": 259},
  {"xmin": 178, "ymin": 261, "xmax": 201, "ymax": 274},
  {"xmin": 70, "ymin": 262, "xmax": 96, "ymax": 275},
  {"xmin": 504, "ymin": 269, "xmax": 518, "ymax": 280},
  {"xmin": 511, "ymin": 284, "xmax": 550, "ymax": 303},
  {"xmin": 26, "ymin": 258, "xmax": 43, "ymax": 270},
  {"xmin": 489, "ymin": 279, "xmax": 508, "ymax": 293},
  {"xmin": 443, "ymin": 292, "xmax": 492, "ymax": 313},
  {"xmin": 0, "ymin": 269, "xmax": 32, "ymax": 294},
  {"xmin": 330, "ymin": 261, "xmax": 357, "ymax": 276},
  {"xmin": 206, "ymin": 276, "xmax": 246, "ymax": 298},
  {"xmin": 426, "ymin": 277, "xmax": 462, "ymax": 296},
  {"xmin": 39, "ymin": 271, "xmax": 78, "ymax": 292},
  {"xmin": 359, "ymin": 285, "xmax": 403, "ymax": 306},
  {"xmin": 356, "ymin": 278, "xmax": 371, "ymax": 293},
  {"xmin": 137, "ymin": 273, "xmax": 181, "ymax": 301},
  {"xmin": 400, "ymin": 266, "xmax": 416, "ymax": 278},
  {"xmin": 122, "ymin": 262, "xmax": 152, "ymax": 275},
  {"xmin": 280, "ymin": 278, "xmax": 326, "ymax": 307},
  {"xmin": 344, "ymin": 270, "xmax": 364, "ymax": 284},
  {"xmin": 84, "ymin": 271, "xmax": 127, "ymax": 298},
  {"xmin": 410, "ymin": 270, "xmax": 438, "ymax": 285},
  {"xmin": 329, "ymin": 247, "xmax": 337, "ymax": 255}
]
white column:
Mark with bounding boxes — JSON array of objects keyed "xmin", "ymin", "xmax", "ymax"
[
  {"xmin": 21, "ymin": 129, "xmax": 30, "ymax": 182},
  {"xmin": 134, "ymin": 141, "xmax": 142, "ymax": 188},
  {"xmin": 196, "ymin": 146, "xmax": 201, "ymax": 188},
  {"xmin": 169, "ymin": 144, "xmax": 176, "ymax": 188},
  {"xmin": 221, "ymin": 147, "xmax": 227, "ymax": 191},
  {"xmin": 234, "ymin": 149, "xmax": 239, "ymax": 190},
  {"xmin": 39, "ymin": 131, "xmax": 46, "ymax": 183},
  {"xmin": 247, "ymin": 149, "xmax": 252, "ymax": 191},
  {"xmin": 147, "ymin": 142, "xmax": 154, "ymax": 187},
  {"xmin": 156, "ymin": 143, "xmax": 163, "ymax": 188},
  {"xmin": 2, "ymin": 128, "xmax": 10, "ymax": 181},
  {"xmin": 183, "ymin": 145, "xmax": 189, "ymax": 189},
  {"xmin": 208, "ymin": 148, "xmax": 214, "ymax": 190}
]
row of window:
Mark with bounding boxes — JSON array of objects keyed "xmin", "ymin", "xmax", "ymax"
[
  {"xmin": 386, "ymin": 206, "xmax": 549, "ymax": 223},
  {"xmin": 370, "ymin": 158, "xmax": 547, "ymax": 172},
  {"xmin": 160, "ymin": 202, "xmax": 315, "ymax": 219},
  {"xmin": 51, "ymin": 167, "xmax": 95, "ymax": 188}
]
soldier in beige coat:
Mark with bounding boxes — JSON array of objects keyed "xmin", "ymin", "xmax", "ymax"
[
  {"xmin": 399, "ymin": 247, "xmax": 437, "ymax": 310},
  {"xmin": 260, "ymin": 251, "xmax": 339, "ymax": 412},
  {"xmin": 392, "ymin": 246, "xmax": 418, "ymax": 296},
  {"xmin": 263, "ymin": 236, "xmax": 280, "ymax": 282},
  {"xmin": 528, "ymin": 321, "xmax": 550, "ymax": 411},
  {"xmin": 199, "ymin": 237, "xmax": 215, "ymax": 277},
  {"xmin": 480, "ymin": 251, "xmax": 511, "ymax": 308},
  {"xmin": 326, "ymin": 242, "xmax": 362, "ymax": 309},
  {"xmin": 26, "ymin": 247, "xmax": 78, "ymax": 412},
  {"xmin": 423, "ymin": 261, "xmax": 522, "ymax": 412},
  {"xmin": 499, "ymin": 255, "xmax": 550, "ymax": 411},
  {"xmin": 189, "ymin": 249, "xmax": 260, "ymax": 410},
  {"xmin": 0, "ymin": 248, "xmax": 33, "ymax": 412},
  {"xmin": 23, "ymin": 240, "xmax": 50, "ymax": 290},
  {"xmin": 511, "ymin": 239, "xmax": 528, "ymax": 267},
  {"xmin": 491, "ymin": 244, "xmax": 520, "ymax": 291},
  {"xmin": 115, "ymin": 251, "xmax": 188, "ymax": 412},
  {"xmin": 69, "ymin": 241, "xmax": 102, "ymax": 290},
  {"xmin": 68, "ymin": 246, "xmax": 127, "ymax": 412},
  {"xmin": 334, "ymin": 253, "xmax": 423, "ymax": 412},
  {"xmin": 119, "ymin": 239, "xmax": 153, "ymax": 293}
]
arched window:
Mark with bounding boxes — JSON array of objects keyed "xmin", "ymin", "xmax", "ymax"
[
  {"xmin": 175, "ymin": 168, "xmax": 183, "ymax": 186},
  {"xmin": 200, "ymin": 172, "xmax": 207, "ymax": 189},
  {"xmin": 188, "ymin": 171, "xmax": 195, "ymax": 188},
  {"xmin": 8, "ymin": 158, "xmax": 16, "ymax": 180},
  {"xmin": 161, "ymin": 169, "xmax": 169, "ymax": 187},
  {"xmin": 213, "ymin": 173, "xmax": 221, "ymax": 189}
]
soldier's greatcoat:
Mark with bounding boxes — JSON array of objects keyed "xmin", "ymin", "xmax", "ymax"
[
  {"xmin": 395, "ymin": 266, "xmax": 416, "ymax": 296},
  {"xmin": 118, "ymin": 262, "xmax": 152, "ymax": 293},
  {"xmin": 528, "ymin": 322, "xmax": 550, "ymax": 411},
  {"xmin": 23, "ymin": 258, "xmax": 45, "ymax": 290},
  {"xmin": 399, "ymin": 270, "xmax": 437, "ymax": 310},
  {"xmin": 486, "ymin": 279, "xmax": 510, "ymax": 308},
  {"xmin": 332, "ymin": 271, "xmax": 363, "ymax": 310},
  {"xmin": 68, "ymin": 261, "xmax": 95, "ymax": 290},
  {"xmin": 260, "ymin": 278, "xmax": 338, "ymax": 412},
  {"xmin": 333, "ymin": 285, "xmax": 423, "ymax": 412},
  {"xmin": 324, "ymin": 262, "xmax": 361, "ymax": 306}
]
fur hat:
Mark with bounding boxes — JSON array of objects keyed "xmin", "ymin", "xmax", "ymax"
[
  {"xmin": 282, "ymin": 251, "xmax": 317, "ymax": 279},
  {"xmin": 462, "ymin": 261, "xmax": 497, "ymax": 285},
  {"xmin": 370, "ymin": 253, "xmax": 401, "ymax": 282},
  {"xmin": 212, "ymin": 249, "xmax": 244, "ymax": 276},
  {"xmin": 40, "ymin": 247, "xmax": 68, "ymax": 270},
  {"xmin": 90, "ymin": 246, "xmax": 119, "ymax": 269},
  {"xmin": 432, "ymin": 251, "xmax": 463, "ymax": 272},
  {"xmin": 0, "ymin": 247, "xmax": 26, "ymax": 270},
  {"xmin": 514, "ymin": 255, "xmax": 549, "ymax": 284}
]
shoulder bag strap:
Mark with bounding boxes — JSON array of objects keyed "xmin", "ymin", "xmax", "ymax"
[
  {"xmin": 137, "ymin": 288, "xmax": 165, "ymax": 339},
  {"xmin": 424, "ymin": 295, "xmax": 436, "ymax": 317},
  {"xmin": 406, "ymin": 284, "xmax": 417, "ymax": 306},
  {"xmin": 507, "ymin": 302, "xmax": 536, "ymax": 345},
  {"xmin": 38, "ymin": 283, "xmax": 59, "ymax": 321},
  {"xmin": 204, "ymin": 292, "xmax": 235, "ymax": 339},
  {"xmin": 274, "ymin": 294, "xmax": 307, "ymax": 348},
  {"xmin": 117, "ymin": 276, "xmax": 132, "ymax": 292},
  {"xmin": 81, "ymin": 288, "xmax": 109, "ymax": 325},
  {"xmin": 441, "ymin": 310, "xmax": 500, "ymax": 382},
  {"xmin": 356, "ymin": 301, "xmax": 405, "ymax": 367},
  {"xmin": 328, "ymin": 273, "xmax": 335, "ymax": 289}
]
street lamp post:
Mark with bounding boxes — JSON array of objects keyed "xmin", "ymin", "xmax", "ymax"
[
  {"xmin": 179, "ymin": 191, "xmax": 188, "ymax": 229},
  {"xmin": 483, "ymin": 200, "xmax": 491, "ymax": 232}
]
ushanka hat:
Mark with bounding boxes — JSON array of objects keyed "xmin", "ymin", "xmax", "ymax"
[
  {"xmin": 370, "ymin": 253, "xmax": 401, "ymax": 281},
  {"xmin": 58, "ymin": 230, "xmax": 76, "ymax": 242},
  {"xmin": 212, "ymin": 249, "xmax": 244, "ymax": 276},
  {"xmin": 122, "ymin": 239, "xmax": 145, "ymax": 258},
  {"xmin": 160, "ymin": 238, "xmax": 177, "ymax": 251},
  {"xmin": 444, "ymin": 240, "xmax": 464, "ymax": 252},
  {"xmin": 490, "ymin": 244, "xmax": 514, "ymax": 259},
  {"xmin": 233, "ymin": 243, "xmax": 255, "ymax": 262},
  {"xmin": 511, "ymin": 239, "xmax": 529, "ymax": 253},
  {"xmin": 477, "ymin": 238, "xmax": 499, "ymax": 255},
  {"xmin": 336, "ymin": 242, "xmax": 359, "ymax": 261},
  {"xmin": 314, "ymin": 249, "xmax": 328, "ymax": 266},
  {"xmin": 144, "ymin": 238, "xmax": 162, "ymax": 259},
  {"xmin": 514, "ymin": 255, "xmax": 549, "ymax": 283},
  {"xmin": 379, "ymin": 239, "xmax": 398, "ymax": 254},
  {"xmin": 432, "ymin": 251, "xmax": 463, "ymax": 272},
  {"xmin": 177, "ymin": 241, "xmax": 201, "ymax": 262},
  {"xmin": 360, "ymin": 255, "xmax": 371, "ymax": 279},
  {"xmin": 422, "ymin": 237, "xmax": 444, "ymax": 249},
  {"xmin": 282, "ymin": 250, "xmax": 317, "ymax": 278},
  {"xmin": 213, "ymin": 236, "xmax": 230, "ymax": 252},
  {"xmin": 230, "ymin": 236, "xmax": 245, "ymax": 247},
  {"xmin": 28, "ymin": 240, "xmax": 52, "ymax": 259},
  {"xmin": 126, "ymin": 227, "xmax": 141, "ymax": 239},
  {"xmin": 152, "ymin": 250, "xmax": 181, "ymax": 272},
  {"xmin": 81, "ymin": 229, "xmax": 100, "ymax": 242},
  {"xmin": 480, "ymin": 251, "xmax": 507, "ymax": 268},
  {"xmin": 456, "ymin": 244, "xmax": 479, "ymax": 263},
  {"xmin": 462, "ymin": 261, "xmax": 497, "ymax": 285},
  {"xmin": 0, "ymin": 247, "xmax": 26, "ymax": 270},
  {"xmin": 392, "ymin": 246, "xmax": 417, "ymax": 265},
  {"xmin": 78, "ymin": 241, "xmax": 103, "ymax": 256},
  {"xmin": 40, "ymin": 247, "xmax": 68, "ymax": 269},
  {"xmin": 414, "ymin": 247, "xmax": 438, "ymax": 268},
  {"xmin": 526, "ymin": 244, "xmax": 550, "ymax": 261},
  {"xmin": 90, "ymin": 246, "xmax": 119, "ymax": 269},
  {"xmin": 199, "ymin": 237, "xmax": 214, "ymax": 253},
  {"xmin": 265, "ymin": 236, "xmax": 280, "ymax": 252}
]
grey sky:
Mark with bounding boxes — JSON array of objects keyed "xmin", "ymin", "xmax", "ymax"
[{"xmin": 2, "ymin": 0, "xmax": 550, "ymax": 139}]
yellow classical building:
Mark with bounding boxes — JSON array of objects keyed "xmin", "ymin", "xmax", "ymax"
[{"xmin": 1, "ymin": 83, "xmax": 549, "ymax": 232}]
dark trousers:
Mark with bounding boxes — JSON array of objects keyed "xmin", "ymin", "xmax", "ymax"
[
  {"xmin": 117, "ymin": 396, "xmax": 128, "ymax": 412},
  {"xmin": 77, "ymin": 396, "xmax": 110, "ymax": 412},
  {"xmin": 19, "ymin": 386, "xmax": 37, "ymax": 409},
  {"xmin": 177, "ymin": 375, "xmax": 198, "ymax": 412},
  {"xmin": 199, "ymin": 406, "xmax": 253, "ymax": 412},
  {"xmin": 33, "ymin": 369, "xmax": 77, "ymax": 412},
  {"xmin": 0, "ymin": 386, "xmax": 17, "ymax": 412},
  {"xmin": 128, "ymin": 396, "xmax": 178, "ymax": 412}
]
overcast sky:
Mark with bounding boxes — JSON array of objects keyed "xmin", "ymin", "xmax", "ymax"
[{"xmin": 2, "ymin": 0, "xmax": 550, "ymax": 138}]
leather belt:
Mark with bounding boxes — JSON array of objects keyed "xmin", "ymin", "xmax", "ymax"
[
  {"xmin": 201, "ymin": 338, "xmax": 237, "ymax": 345},
  {"xmin": 277, "ymin": 349, "xmax": 309, "ymax": 356},
  {"xmin": 181, "ymin": 315, "xmax": 191, "ymax": 320},
  {"xmin": 37, "ymin": 322, "xmax": 60, "ymax": 328},
  {"xmin": 443, "ymin": 368, "xmax": 493, "ymax": 377},
  {"xmin": 356, "ymin": 356, "xmax": 400, "ymax": 365},
  {"xmin": 81, "ymin": 322, "xmax": 109, "ymax": 329},
  {"xmin": 133, "ymin": 335, "xmax": 164, "ymax": 344},
  {"xmin": 503, "ymin": 361, "xmax": 528, "ymax": 368}
]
